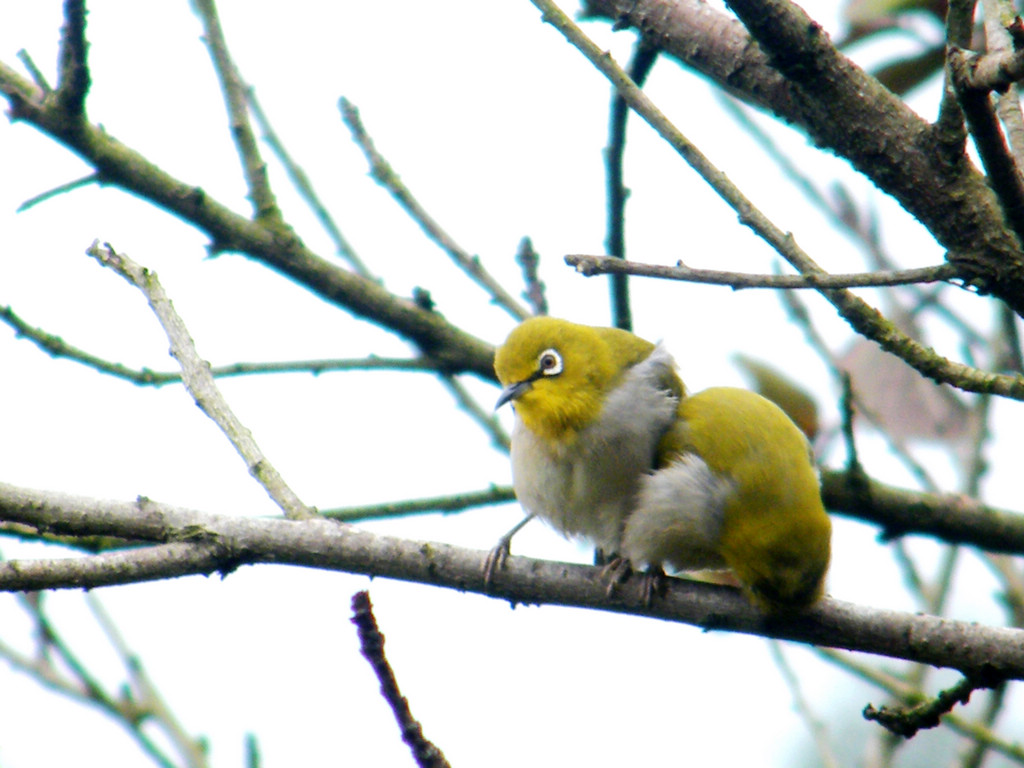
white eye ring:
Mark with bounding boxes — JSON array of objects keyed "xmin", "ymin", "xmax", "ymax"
[{"xmin": 537, "ymin": 348, "xmax": 563, "ymax": 376}]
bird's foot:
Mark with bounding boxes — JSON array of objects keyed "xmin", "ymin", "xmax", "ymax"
[
  {"xmin": 599, "ymin": 559, "xmax": 666, "ymax": 606},
  {"xmin": 599, "ymin": 556, "xmax": 634, "ymax": 597},
  {"xmin": 639, "ymin": 567, "xmax": 667, "ymax": 607},
  {"xmin": 482, "ymin": 514, "xmax": 534, "ymax": 591},
  {"xmin": 482, "ymin": 540, "xmax": 511, "ymax": 591}
]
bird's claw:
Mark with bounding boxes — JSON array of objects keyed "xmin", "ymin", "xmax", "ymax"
[
  {"xmin": 639, "ymin": 567, "xmax": 667, "ymax": 606},
  {"xmin": 482, "ymin": 514, "xmax": 534, "ymax": 591},
  {"xmin": 599, "ymin": 556, "xmax": 634, "ymax": 597},
  {"xmin": 599, "ymin": 557, "xmax": 666, "ymax": 606},
  {"xmin": 482, "ymin": 540, "xmax": 511, "ymax": 591}
]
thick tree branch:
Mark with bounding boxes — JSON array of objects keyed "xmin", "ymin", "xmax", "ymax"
[
  {"xmin": 580, "ymin": 0, "xmax": 1024, "ymax": 316},
  {"xmin": 2, "ymin": 483, "xmax": 1024, "ymax": 680},
  {"xmin": 820, "ymin": 471, "xmax": 1024, "ymax": 555},
  {"xmin": 54, "ymin": 0, "xmax": 89, "ymax": 122},
  {"xmin": 530, "ymin": 0, "xmax": 1024, "ymax": 400}
]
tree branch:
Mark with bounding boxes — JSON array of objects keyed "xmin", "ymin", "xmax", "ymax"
[
  {"xmin": 580, "ymin": 0, "xmax": 1024, "ymax": 316},
  {"xmin": 339, "ymin": 97, "xmax": 530, "ymax": 322},
  {"xmin": 566, "ymin": 253, "xmax": 961, "ymax": 289},
  {"xmin": 2, "ymin": 483, "xmax": 1024, "ymax": 680},
  {"xmin": 949, "ymin": 46, "xmax": 1024, "ymax": 247},
  {"xmin": 528, "ymin": 0, "xmax": 1024, "ymax": 401},
  {"xmin": 86, "ymin": 242, "xmax": 313, "ymax": 521},
  {"xmin": 0, "ymin": 305, "xmax": 452, "ymax": 384},
  {"xmin": 245, "ymin": 87, "xmax": 372, "ymax": 277},
  {"xmin": 192, "ymin": 0, "xmax": 282, "ymax": 225},
  {"xmin": 0, "ymin": 60, "xmax": 496, "ymax": 380},
  {"xmin": 350, "ymin": 591, "xmax": 452, "ymax": 768},
  {"xmin": 55, "ymin": 0, "xmax": 89, "ymax": 122}
]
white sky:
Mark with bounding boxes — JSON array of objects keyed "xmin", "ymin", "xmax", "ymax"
[{"xmin": 1, "ymin": 1, "xmax": 1022, "ymax": 766}]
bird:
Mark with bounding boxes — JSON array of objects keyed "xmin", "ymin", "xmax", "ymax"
[{"xmin": 492, "ymin": 316, "xmax": 831, "ymax": 612}]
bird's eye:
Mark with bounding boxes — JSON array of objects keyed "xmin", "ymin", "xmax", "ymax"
[{"xmin": 537, "ymin": 348, "xmax": 563, "ymax": 377}]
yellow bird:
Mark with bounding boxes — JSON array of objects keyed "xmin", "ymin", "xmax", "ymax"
[{"xmin": 494, "ymin": 316, "xmax": 831, "ymax": 612}]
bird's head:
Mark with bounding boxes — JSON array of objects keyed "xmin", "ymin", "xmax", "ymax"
[{"xmin": 494, "ymin": 317, "xmax": 656, "ymax": 444}]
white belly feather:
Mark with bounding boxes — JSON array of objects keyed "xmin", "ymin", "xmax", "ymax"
[{"xmin": 510, "ymin": 344, "xmax": 679, "ymax": 554}]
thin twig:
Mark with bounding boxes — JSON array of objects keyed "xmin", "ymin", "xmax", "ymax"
[
  {"xmin": 350, "ymin": 591, "xmax": 452, "ymax": 768},
  {"xmin": 567, "ymin": 253, "xmax": 961, "ymax": 289},
  {"xmin": 18, "ymin": 592, "xmax": 182, "ymax": 768},
  {"xmin": 605, "ymin": 42, "xmax": 658, "ymax": 331},
  {"xmin": 863, "ymin": 675, "xmax": 990, "ymax": 738},
  {"xmin": 192, "ymin": 0, "xmax": 282, "ymax": 224},
  {"xmin": 959, "ymin": 681, "xmax": 1009, "ymax": 768},
  {"xmin": 86, "ymin": 594, "xmax": 210, "ymax": 768},
  {"xmin": 17, "ymin": 173, "xmax": 100, "ymax": 212},
  {"xmin": 86, "ymin": 241, "xmax": 313, "ymax": 520},
  {"xmin": 245, "ymin": 733, "xmax": 261, "ymax": 768},
  {"xmin": 950, "ymin": 45, "xmax": 1024, "ymax": 246},
  {"xmin": 515, "ymin": 236, "xmax": 547, "ymax": 316},
  {"xmin": 339, "ymin": 97, "xmax": 530, "ymax": 321},
  {"xmin": 769, "ymin": 642, "xmax": 841, "ymax": 768},
  {"xmin": 0, "ymin": 306, "xmax": 448, "ymax": 384},
  {"xmin": 320, "ymin": 486, "xmax": 515, "ymax": 522},
  {"xmin": 781, "ymin": 288, "xmax": 947, "ymax": 492},
  {"xmin": 245, "ymin": 86, "xmax": 372, "ymax": 277},
  {"xmin": 438, "ymin": 374, "xmax": 510, "ymax": 452},
  {"xmin": 982, "ymin": 0, "xmax": 1024, "ymax": 169},
  {"xmin": 816, "ymin": 648, "xmax": 1024, "ymax": 762},
  {"xmin": 16, "ymin": 48, "xmax": 51, "ymax": 92}
]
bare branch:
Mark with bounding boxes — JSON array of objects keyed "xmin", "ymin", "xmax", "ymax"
[
  {"xmin": 86, "ymin": 595, "xmax": 210, "ymax": 768},
  {"xmin": 566, "ymin": 253, "xmax": 961, "ymax": 290},
  {"xmin": 3, "ymin": 484, "xmax": 1024, "ymax": 679},
  {"xmin": 339, "ymin": 97, "xmax": 530, "ymax": 321},
  {"xmin": 192, "ymin": 0, "xmax": 281, "ymax": 224},
  {"xmin": 245, "ymin": 87, "xmax": 373, "ymax": 277},
  {"xmin": 528, "ymin": 0, "xmax": 1024, "ymax": 401},
  {"xmin": 17, "ymin": 172, "xmax": 99, "ymax": 211},
  {"xmin": 55, "ymin": 0, "xmax": 89, "ymax": 120},
  {"xmin": 820, "ymin": 469, "xmax": 1024, "ymax": 555},
  {"xmin": 950, "ymin": 46, "xmax": 1024, "ymax": 246},
  {"xmin": 320, "ymin": 486, "xmax": 515, "ymax": 522},
  {"xmin": 4, "ymin": 591, "xmax": 194, "ymax": 768},
  {"xmin": 515, "ymin": 236, "xmax": 547, "ymax": 316},
  {"xmin": 0, "ymin": 59, "xmax": 497, "ymax": 379},
  {"xmin": 350, "ymin": 592, "xmax": 452, "ymax": 768},
  {"xmin": 769, "ymin": 642, "xmax": 841, "ymax": 768},
  {"xmin": 0, "ymin": 306, "xmax": 451, "ymax": 384},
  {"xmin": 605, "ymin": 42, "xmax": 658, "ymax": 331},
  {"xmin": 864, "ymin": 675, "xmax": 988, "ymax": 738},
  {"xmin": 582, "ymin": 0, "xmax": 1024, "ymax": 315},
  {"xmin": 86, "ymin": 242, "xmax": 313, "ymax": 520},
  {"xmin": 954, "ymin": 37, "xmax": 1024, "ymax": 93},
  {"xmin": 818, "ymin": 648, "xmax": 1024, "ymax": 762},
  {"xmin": 16, "ymin": 48, "xmax": 51, "ymax": 92}
]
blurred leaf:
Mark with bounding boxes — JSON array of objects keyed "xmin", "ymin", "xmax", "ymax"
[
  {"xmin": 872, "ymin": 44, "xmax": 945, "ymax": 95},
  {"xmin": 843, "ymin": 0, "xmax": 946, "ymax": 32},
  {"xmin": 838, "ymin": 338, "xmax": 970, "ymax": 444},
  {"xmin": 734, "ymin": 354, "xmax": 820, "ymax": 440}
]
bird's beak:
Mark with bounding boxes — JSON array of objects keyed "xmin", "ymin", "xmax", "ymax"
[{"xmin": 495, "ymin": 380, "xmax": 532, "ymax": 410}]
